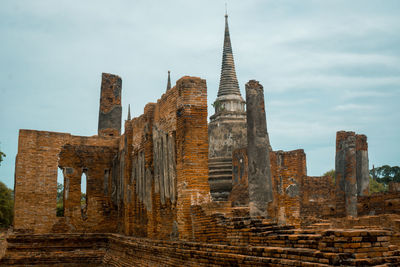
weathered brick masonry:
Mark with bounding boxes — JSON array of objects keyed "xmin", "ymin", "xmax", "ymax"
[
  {"xmin": 6, "ymin": 73, "xmax": 400, "ymax": 266},
  {"xmin": 98, "ymin": 73, "xmax": 122, "ymax": 137},
  {"xmin": 4, "ymin": 13, "xmax": 400, "ymax": 265},
  {"xmin": 13, "ymin": 130, "xmax": 119, "ymax": 234},
  {"xmin": 115, "ymin": 76, "xmax": 210, "ymax": 241}
]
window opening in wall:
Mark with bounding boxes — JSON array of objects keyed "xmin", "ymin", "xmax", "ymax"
[
  {"xmin": 56, "ymin": 167, "xmax": 64, "ymax": 217},
  {"xmin": 81, "ymin": 169, "xmax": 88, "ymax": 220}
]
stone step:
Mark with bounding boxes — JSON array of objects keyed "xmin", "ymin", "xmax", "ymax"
[
  {"xmin": 209, "ymin": 165, "xmax": 232, "ymax": 171},
  {"xmin": 209, "ymin": 170, "xmax": 232, "ymax": 176},
  {"xmin": 208, "ymin": 174, "xmax": 232, "ymax": 181},
  {"xmin": 209, "ymin": 159, "xmax": 232, "ymax": 165},
  {"xmin": 249, "ymin": 225, "xmax": 296, "ymax": 232},
  {"xmin": 209, "ymin": 180, "xmax": 232, "ymax": 192},
  {"xmin": 0, "ymin": 234, "xmax": 107, "ymax": 266},
  {"xmin": 210, "ymin": 191, "xmax": 230, "ymax": 201},
  {"xmin": 341, "ymin": 255, "xmax": 400, "ymax": 266},
  {"xmin": 263, "ymin": 234, "xmax": 322, "ymax": 240},
  {"xmin": 6, "ymin": 243, "xmax": 100, "ymax": 252},
  {"xmin": 208, "ymin": 157, "xmax": 232, "ymax": 164},
  {"xmin": 208, "ymin": 164, "xmax": 232, "ymax": 171},
  {"xmin": 306, "ymin": 223, "xmax": 332, "ymax": 230},
  {"xmin": 292, "ymin": 229, "xmax": 320, "ymax": 235},
  {"xmin": 0, "ymin": 249, "xmax": 105, "ymax": 266}
]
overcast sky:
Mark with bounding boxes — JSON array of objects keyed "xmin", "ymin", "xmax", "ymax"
[{"xmin": 0, "ymin": 0, "xmax": 399, "ymax": 189}]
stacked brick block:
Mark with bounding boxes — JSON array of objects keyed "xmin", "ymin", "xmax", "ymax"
[{"xmin": 319, "ymin": 229, "xmax": 400, "ymax": 265}]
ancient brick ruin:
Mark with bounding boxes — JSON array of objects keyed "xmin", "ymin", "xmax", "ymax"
[{"xmin": 2, "ymin": 14, "xmax": 400, "ymax": 267}]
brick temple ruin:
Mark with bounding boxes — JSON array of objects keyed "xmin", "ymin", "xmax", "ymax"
[{"xmin": 1, "ymin": 14, "xmax": 400, "ymax": 266}]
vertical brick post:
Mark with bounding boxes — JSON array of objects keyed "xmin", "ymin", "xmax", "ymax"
[
  {"xmin": 356, "ymin": 134, "xmax": 369, "ymax": 196},
  {"xmin": 98, "ymin": 73, "xmax": 122, "ymax": 137},
  {"xmin": 245, "ymin": 80, "xmax": 273, "ymax": 218},
  {"xmin": 335, "ymin": 131, "xmax": 361, "ymax": 217},
  {"xmin": 344, "ymin": 135, "xmax": 357, "ymax": 217},
  {"xmin": 175, "ymin": 76, "xmax": 210, "ymax": 240}
]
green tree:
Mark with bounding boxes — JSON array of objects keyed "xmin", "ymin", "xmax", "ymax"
[
  {"xmin": 323, "ymin": 169, "xmax": 335, "ymax": 185},
  {"xmin": 369, "ymin": 177, "xmax": 386, "ymax": 193},
  {"xmin": 322, "ymin": 168, "xmax": 387, "ymax": 193},
  {"xmin": 57, "ymin": 182, "xmax": 63, "ymax": 202},
  {"xmin": 56, "ymin": 182, "xmax": 64, "ymax": 217},
  {"xmin": 0, "ymin": 149, "xmax": 5, "ymax": 166},
  {"xmin": 0, "ymin": 181, "xmax": 13, "ymax": 227},
  {"xmin": 370, "ymin": 165, "xmax": 400, "ymax": 185}
]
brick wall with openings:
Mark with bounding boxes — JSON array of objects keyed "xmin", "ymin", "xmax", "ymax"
[{"xmin": 13, "ymin": 130, "xmax": 119, "ymax": 233}]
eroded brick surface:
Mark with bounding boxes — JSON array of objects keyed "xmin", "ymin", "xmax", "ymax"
[
  {"xmin": 6, "ymin": 74, "xmax": 400, "ymax": 266},
  {"xmin": 98, "ymin": 73, "xmax": 122, "ymax": 137},
  {"xmin": 13, "ymin": 130, "xmax": 119, "ymax": 234},
  {"xmin": 111, "ymin": 76, "xmax": 210, "ymax": 241}
]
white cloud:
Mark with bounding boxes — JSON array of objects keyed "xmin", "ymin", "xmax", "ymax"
[{"xmin": 333, "ymin": 103, "xmax": 376, "ymax": 112}]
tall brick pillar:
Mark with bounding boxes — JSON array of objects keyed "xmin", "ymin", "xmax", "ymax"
[
  {"xmin": 356, "ymin": 134, "xmax": 369, "ymax": 196},
  {"xmin": 98, "ymin": 73, "xmax": 122, "ymax": 137},
  {"xmin": 245, "ymin": 80, "xmax": 273, "ymax": 217},
  {"xmin": 175, "ymin": 76, "xmax": 210, "ymax": 240},
  {"xmin": 335, "ymin": 131, "xmax": 370, "ymax": 217}
]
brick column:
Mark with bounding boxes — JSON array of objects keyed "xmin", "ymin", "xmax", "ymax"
[
  {"xmin": 245, "ymin": 80, "xmax": 273, "ymax": 217},
  {"xmin": 98, "ymin": 73, "xmax": 122, "ymax": 137},
  {"xmin": 356, "ymin": 134, "xmax": 369, "ymax": 196},
  {"xmin": 336, "ymin": 131, "xmax": 364, "ymax": 217},
  {"xmin": 175, "ymin": 76, "xmax": 210, "ymax": 240}
]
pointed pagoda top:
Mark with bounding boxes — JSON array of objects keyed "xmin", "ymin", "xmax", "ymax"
[
  {"xmin": 166, "ymin": 70, "xmax": 171, "ymax": 92},
  {"xmin": 217, "ymin": 12, "xmax": 241, "ymax": 97},
  {"xmin": 127, "ymin": 104, "xmax": 131, "ymax": 120}
]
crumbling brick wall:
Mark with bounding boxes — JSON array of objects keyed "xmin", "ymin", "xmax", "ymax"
[
  {"xmin": 269, "ymin": 149, "xmax": 306, "ymax": 226},
  {"xmin": 358, "ymin": 192, "xmax": 400, "ymax": 216},
  {"xmin": 389, "ymin": 182, "xmax": 400, "ymax": 192},
  {"xmin": 13, "ymin": 130, "xmax": 119, "ymax": 233},
  {"xmin": 55, "ymin": 144, "xmax": 118, "ymax": 232},
  {"xmin": 115, "ymin": 76, "xmax": 211, "ymax": 241},
  {"xmin": 229, "ymin": 148, "xmax": 249, "ymax": 206},
  {"xmin": 229, "ymin": 148, "xmax": 306, "ymax": 226},
  {"xmin": 301, "ymin": 175, "xmax": 336, "ymax": 222}
]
